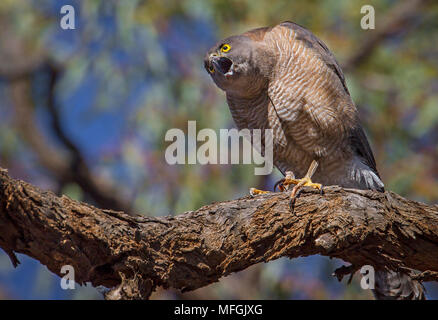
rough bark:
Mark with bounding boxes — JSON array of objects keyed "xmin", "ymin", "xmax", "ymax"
[{"xmin": 0, "ymin": 167, "xmax": 437, "ymax": 300}]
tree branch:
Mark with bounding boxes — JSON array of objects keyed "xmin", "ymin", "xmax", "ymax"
[{"xmin": 0, "ymin": 167, "xmax": 437, "ymax": 299}]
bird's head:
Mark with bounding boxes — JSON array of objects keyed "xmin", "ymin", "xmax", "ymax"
[{"xmin": 204, "ymin": 34, "xmax": 273, "ymax": 96}]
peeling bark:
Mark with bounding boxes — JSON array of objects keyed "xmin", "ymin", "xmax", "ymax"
[{"xmin": 0, "ymin": 168, "xmax": 437, "ymax": 300}]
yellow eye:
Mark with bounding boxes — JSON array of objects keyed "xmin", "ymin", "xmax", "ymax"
[
  {"xmin": 221, "ymin": 44, "xmax": 231, "ymax": 53},
  {"xmin": 209, "ymin": 65, "xmax": 214, "ymax": 73}
]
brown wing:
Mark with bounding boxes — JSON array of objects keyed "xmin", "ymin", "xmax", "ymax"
[
  {"xmin": 349, "ymin": 125, "xmax": 381, "ymax": 178},
  {"xmin": 279, "ymin": 21, "xmax": 349, "ymax": 95},
  {"xmin": 266, "ymin": 22, "xmax": 350, "ymax": 159},
  {"xmin": 270, "ymin": 22, "xmax": 382, "ymax": 179},
  {"xmin": 281, "ymin": 21, "xmax": 382, "ymax": 179}
]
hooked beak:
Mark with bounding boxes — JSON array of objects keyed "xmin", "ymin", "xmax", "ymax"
[{"xmin": 210, "ymin": 55, "xmax": 233, "ymax": 75}]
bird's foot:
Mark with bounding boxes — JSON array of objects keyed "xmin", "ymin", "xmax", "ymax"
[
  {"xmin": 287, "ymin": 176, "xmax": 323, "ymax": 211},
  {"xmin": 249, "ymin": 188, "xmax": 270, "ymax": 197},
  {"xmin": 286, "ymin": 176, "xmax": 323, "ymax": 194},
  {"xmin": 283, "ymin": 160, "xmax": 323, "ymax": 212},
  {"xmin": 274, "ymin": 171, "xmax": 295, "ymax": 192}
]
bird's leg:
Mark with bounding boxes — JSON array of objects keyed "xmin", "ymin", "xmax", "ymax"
[
  {"xmin": 274, "ymin": 171, "xmax": 296, "ymax": 192},
  {"xmin": 251, "ymin": 160, "xmax": 323, "ymax": 199},
  {"xmin": 282, "ymin": 160, "xmax": 323, "ymax": 210},
  {"xmin": 251, "ymin": 171, "xmax": 295, "ymax": 196}
]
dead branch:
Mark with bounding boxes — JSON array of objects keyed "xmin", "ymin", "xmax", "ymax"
[{"xmin": 0, "ymin": 167, "xmax": 437, "ymax": 299}]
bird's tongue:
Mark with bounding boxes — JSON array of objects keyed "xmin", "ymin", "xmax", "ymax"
[{"xmin": 213, "ymin": 57, "xmax": 232, "ymax": 74}]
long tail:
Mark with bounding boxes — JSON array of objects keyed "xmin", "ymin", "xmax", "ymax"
[
  {"xmin": 350, "ymin": 161, "xmax": 426, "ymax": 300},
  {"xmin": 372, "ymin": 270, "xmax": 426, "ymax": 300}
]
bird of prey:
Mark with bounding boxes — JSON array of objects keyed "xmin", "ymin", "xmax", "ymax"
[{"xmin": 204, "ymin": 21, "xmax": 425, "ymax": 300}]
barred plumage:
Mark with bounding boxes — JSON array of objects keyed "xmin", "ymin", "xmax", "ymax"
[{"xmin": 205, "ymin": 21, "xmax": 424, "ymax": 300}]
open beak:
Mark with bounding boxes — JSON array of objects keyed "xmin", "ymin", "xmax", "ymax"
[{"xmin": 211, "ymin": 56, "xmax": 233, "ymax": 75}]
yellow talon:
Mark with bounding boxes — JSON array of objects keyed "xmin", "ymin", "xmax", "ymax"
[
  {"xmin": 249, "ymin": 188, "xmax": 270, "ymax": 196},
  {"xmin": 280, "ymin": 161, "xmax": 324, "ymax": 212},
  {"xmin": 294, "ymin": 176, "xmax": 322, "ymax": 190},
  {"xmin": 281, "ymin": 176, "xmax": 322, "ymax": 191}
]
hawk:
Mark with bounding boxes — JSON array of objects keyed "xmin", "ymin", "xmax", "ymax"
[{"xmin": 204, "ymin": 21, "xmax": 424, "ymax": 300}]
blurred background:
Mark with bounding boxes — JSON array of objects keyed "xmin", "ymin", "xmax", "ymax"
[{"xmin": 0, "ymin": 0, "xmax": 437, "ymax": 299}]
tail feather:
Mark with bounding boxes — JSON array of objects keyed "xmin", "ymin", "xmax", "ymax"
[{"xmin": 373, "ymin": 270, "xmax": 426, "ymax": 300}]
